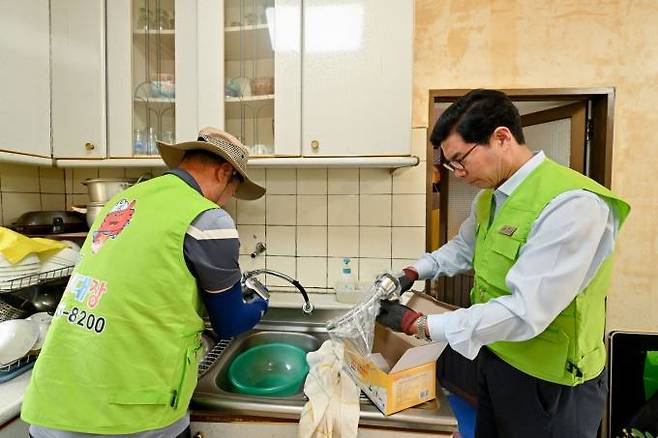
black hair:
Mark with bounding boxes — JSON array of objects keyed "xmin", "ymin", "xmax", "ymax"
[
  {"xmin": 429, "ymin": 89, "xmax": 525, "ymax": 148},
  {"xmin": 182, "ymin": 149, "xmax": 227, "ymax": 166}
]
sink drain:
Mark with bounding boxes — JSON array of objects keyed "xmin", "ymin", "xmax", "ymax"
[{"xmin": 198, "ymin": 338, "xmax": 232, "ymax": 377}]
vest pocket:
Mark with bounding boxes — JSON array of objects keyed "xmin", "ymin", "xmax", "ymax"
[{"xmin": 490, "ymin": 234, "xmax": 522, "ymax": 260}]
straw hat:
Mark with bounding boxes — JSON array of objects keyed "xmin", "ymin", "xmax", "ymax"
[{"xmin": 157, "ymin": 127, "xmax": 265, "ymax": 200}]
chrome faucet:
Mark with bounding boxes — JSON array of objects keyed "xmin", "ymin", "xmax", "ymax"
[{"xmin": 242, "ymin": 269, "xmax": 314, "ymax": 314}]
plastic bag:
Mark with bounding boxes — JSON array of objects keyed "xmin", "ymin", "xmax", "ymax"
[{"xmin": 325, "ymin": 273, "xmax": 401, "ymax": 357}]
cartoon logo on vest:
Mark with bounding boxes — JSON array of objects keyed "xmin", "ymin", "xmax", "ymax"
[{"xmin": 91, "ymin": 199, "xmax": 136, "ymax": 253}]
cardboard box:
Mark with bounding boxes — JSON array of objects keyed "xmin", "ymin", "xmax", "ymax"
[{"xmin": 341, "ymin": 292, "xmax": 450, "ymax": 415}]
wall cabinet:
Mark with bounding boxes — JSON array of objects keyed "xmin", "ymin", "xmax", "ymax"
[
  {"xmin": 0, "ymin": 0, "xmax": 413, "ymax": 166},
  {"xmin": 107, "ymin": 0, "xmax": 199, "ymax": 158},
  {"xmin": 51, "ymin": 0, "xmax": 107, "ymax": 159},
  {"xmin": 301, "ymin": 0, "xmax": 413, "ymax": 156},
  {"xmin": 211, "ymin": 0, "xmax": 413, "ymax": 158},
  {"xmin": 0, "ymin": 0, "xmax": 51, "ymax": 159}
]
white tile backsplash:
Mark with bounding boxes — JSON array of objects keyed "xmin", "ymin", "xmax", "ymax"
[
  {"xmin": 237, "ymin": 225, "xmax": 266, "ymax": 255},
  {"xmin": 297, "ymin": 168, "xmax": 327, "ymax": 194},
  {"xmin": 237, "ymin": 196, "xmax": 266, "ymax": 224},
  {"xmin": 392, "ymin": 194, "xmax": 426, "ymax": 226},
  {"xmin": 359, "ymin": 168, "xmax": 392, "ymax": 194},
  {"xmin": 1, "ymin": 192, "xmax": 41, "ymax": 224},
  {"xmin": 328, "ymin": 168, "xmax": 359, "ymax": 194},
  {"xmin": 327, "ymin": 195, "xmax": 359, "ymax": 226},
  {"xmin": 393, "ymin": 161, "xmax": 427, "ymax": 194},
  {"xmin": 296, "ymin": 257, "xmax": 327, "ymax": 288},
  {"xmin": 265, "ymin": 256, "xmax": 296, "ymax": 286},
  {"xmin": 297, "ymin": 226, "xmax": 327, "ymax": 256},
  {"xmin": 327, "ymin": 226, "xmax": 359, "ymax": 257},
  {"xmin": 297, "ymin": 195, "xmax": 327, "ymax": 225},
  {"xmin": 40, "ymin": 193, "xmax": 66, "ymax": 211},
  {"xmin": 359, "ymin": 258, "xmax": 392, "ymax": 282},
  {"xmin": 0, "ymin": 164, "xmax": 40, "ymax": 193},
  {"xmin": 39, "ymin": 167, "xmax": 66, "ymax": 194},
  {"xmin": 0, "ymin": 151, "xmax": 429, "ymax": 297},
  {"xmin": 359, "ymin": 226, "xmax": 392, "ymax": 258},
  {"xmin": 239, "ymin": 254, "xmax": 266, "ymax": 273},
  {"xmin": 392, "ymin": 226, "xmax": 426, "ymax": 259},
  {"xmin": 360, "ymin": 195, "xmax": 392, "ymax": 226},
  {"xmin": 265, "ymin": 168, "xmax": 296, "ymax": 194},
  {"xmin": 266, "ymin": 195, "xmax": 296, "ymax": 225},
  {"xmin": 266, "ymin": 225, "xmax": 296, "ymax": 256}
]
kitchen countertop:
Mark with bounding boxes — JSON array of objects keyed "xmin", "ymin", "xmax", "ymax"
[
  {"xmin": 0, "ymin": 293, "xmax": 365, "ymax": 427},
  {"xmin": 0, "ymin": 370, "xmax": 31, "ymax": 426}
]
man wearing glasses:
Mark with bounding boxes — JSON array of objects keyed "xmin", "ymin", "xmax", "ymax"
[{"xmin": 377, "ymin": 90, "xmax": 630, "ymax": 437}]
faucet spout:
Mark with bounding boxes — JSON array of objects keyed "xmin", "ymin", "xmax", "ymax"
[{"xmin": 242, "ymin": 269, "xmax": 314, "ymax": 314}]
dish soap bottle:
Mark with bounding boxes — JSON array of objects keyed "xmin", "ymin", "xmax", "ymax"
[{"xmin": 335, "ymin": 257, "xmax": 358, "ymax": 304}]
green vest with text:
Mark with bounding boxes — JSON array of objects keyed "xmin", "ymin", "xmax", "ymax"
[
  {"xmin": 21, "ymin": 174, "xmax": 217, "ymax": 434},
  {"xmin": 471, "ymin": 159, "xmax": 630, "ymax": 386}
]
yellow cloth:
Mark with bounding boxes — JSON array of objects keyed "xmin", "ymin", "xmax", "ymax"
[
  {"xmin": 298, "ymin": 340, "xmax": 361, "ymax": 438},
  {"xmin": 0, "ymin": 227, "xmax": 66, "ymax": 264}
]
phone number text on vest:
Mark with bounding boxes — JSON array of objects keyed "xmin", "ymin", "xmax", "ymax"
[{"xmin": 54, "ymin": 272, "xmax": 110, "ymax": 334}]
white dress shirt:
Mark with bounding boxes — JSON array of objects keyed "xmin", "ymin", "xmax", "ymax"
[{"xmin": 413, "ymin": 151, "xmax": 619, "ymax": 360}]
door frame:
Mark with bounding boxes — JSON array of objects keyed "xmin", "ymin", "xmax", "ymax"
[{"xmin": 424, "ymin": 88, "xmax": 615, "ymax": 299}]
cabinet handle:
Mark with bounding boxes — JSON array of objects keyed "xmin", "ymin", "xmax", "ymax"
[
  {"xmin": 311, "ymin": 140, "xmax": 320, "ymax": 149},
  {"xmin": 193, "ymin": 433, "xmax": 204, "ymax": 438},
  {"xmin": 84, "ymin": 142, "xmax": 95, "ymax": 151}
]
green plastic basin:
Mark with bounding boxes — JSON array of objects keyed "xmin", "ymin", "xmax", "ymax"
[{"xmin": 228, "ymin": 342, "xmax": 309, "ymax": 397}]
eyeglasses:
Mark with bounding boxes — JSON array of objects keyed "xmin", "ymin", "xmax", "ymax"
[
  {"xmin": 441, "ymin": 143, "xmax": 479, "ymax": 172},
  {"xmin": 231, "ymin": 170, "xmax": 244, "ymax": 183}
]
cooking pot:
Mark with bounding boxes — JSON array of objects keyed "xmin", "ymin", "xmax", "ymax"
[
  {"xmin": 85, "ymin": 202, "xmax": 105, "ymax": 228},
  {"xmin": 83, "ymin": 178, "xmax": 138, "ymax": 204},
  {"xmin": 11, "ymin": 211, "xmax": 88, "ymax": 235}
]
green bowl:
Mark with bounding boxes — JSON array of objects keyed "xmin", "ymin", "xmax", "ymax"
[{"xmin": 228, "ymin": 342, "xmax": 309, "ymax": 397}]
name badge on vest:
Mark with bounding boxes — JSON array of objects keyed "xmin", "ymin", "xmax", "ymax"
[{"xmin": 498, "ymin": 225, "xmax": 517, "ymax": 236}]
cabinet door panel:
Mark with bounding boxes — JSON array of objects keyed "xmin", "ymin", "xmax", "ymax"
[
  {"xmin": 0, "ymin": 0, "xmax": 51, "ymax": 158},
  {"xmin": 51, "ymin": 0, "xmax": 106, "ymax": 158},
  {"xmin": 302, "ymin": 0, "xmax": 412, "ymax": 156}
]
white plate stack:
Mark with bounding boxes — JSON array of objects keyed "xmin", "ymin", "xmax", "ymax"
[
  {"xmin": 0, "ymin": 253, "xmax": 41, "ymax": 291},
  {"xmin": 39, "ymin": 242, "xmax": 80, "ymax": 279}
]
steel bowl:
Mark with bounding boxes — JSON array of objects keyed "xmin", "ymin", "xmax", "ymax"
[
  {"xmin": 83, "ymin": 178, "xmax": 137, "ymax": 204},
  {"xmin": 86, "ymin": 202, "xmax": 105, "ymax": 227}
]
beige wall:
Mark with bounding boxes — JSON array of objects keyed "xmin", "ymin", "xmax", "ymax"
[{"xmin": 414, "ymin": 0, "xmax": 658, "ymax": 332}]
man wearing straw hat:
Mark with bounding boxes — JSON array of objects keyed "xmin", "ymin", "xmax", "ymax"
[{"xmin": 23, "ymin": 128, "xmax": 267, "ymax": 438}]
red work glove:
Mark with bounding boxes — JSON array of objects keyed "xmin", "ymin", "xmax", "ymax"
[
  {"xmin": 398, "ymin": 268, "xmax": 419, "ymax": 293},
  {"xmin": 376, "ymin": 299, "xmax": 423, "ymax": 336}
]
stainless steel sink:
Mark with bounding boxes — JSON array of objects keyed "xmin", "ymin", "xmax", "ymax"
[{"xmin": 192, "ymin": 307, "xmax": 457, "ymax": 433}]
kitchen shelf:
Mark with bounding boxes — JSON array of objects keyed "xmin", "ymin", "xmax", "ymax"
[
  {"xmin": 134, "ymin": 97, "xmax": 175, "ymax": 103},
  {"xmin": 0, "ymin": 266, "xmax": 74, "ymax": 294},
  {"xmin": 225, "ymin": 94, "xmax": 274, "ymax": 103},
  {"xmin": 133, "ymin": 29, "xmax": 175, "ymax": 35},
  {"xmin": 54, "ymin": 156, "xmax": 420, "ymax": 169},
  {"xmin": 225, "ymin": 24, "xmax": 269, "ymax": 33}
]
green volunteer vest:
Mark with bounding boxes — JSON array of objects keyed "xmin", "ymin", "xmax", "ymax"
[
  {"xmin": 22, "ymin": 174, "xmax": 217, "ymax": 434},
  {"xmin": 471, "ymin": 158, "xmax": 630, "ymax": 386}
]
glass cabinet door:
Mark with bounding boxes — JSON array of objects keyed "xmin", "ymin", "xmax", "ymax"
[
  {"xmin": 223, "ymin": 0, "xmax": 301, "ymax": 156},
  {"xmin": 132, "ymin": 0, "xmax": 176, "ymax": 156}
]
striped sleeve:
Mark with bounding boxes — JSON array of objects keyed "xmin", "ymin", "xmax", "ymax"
[{"xmin": 183, "ymin": 208, "xmax": 242, "ymax": 291}]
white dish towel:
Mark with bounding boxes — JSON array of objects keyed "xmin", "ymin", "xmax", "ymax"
[{"xmin": 298, "ymin": 340, "xmax": 361, "ymax": 438}]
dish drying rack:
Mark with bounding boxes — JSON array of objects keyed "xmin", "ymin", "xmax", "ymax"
[
  {"xmin": 0, "ymin": 265, "xmax": 74, "ymax": 294},
  {"xmin": 0, "ymin": 351, "xmax": 38, "ymax": 374}
]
